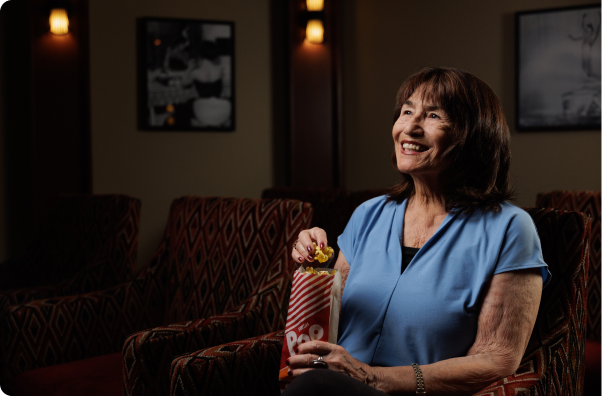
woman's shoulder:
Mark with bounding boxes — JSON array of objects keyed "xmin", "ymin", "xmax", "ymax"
[
  {"xmin": 468, "ymin": 202, "xmax": 536, "ymax": 232},
  {"xmin": 354, "ymin": 195, "xmax": 398, "ymax": 215}
]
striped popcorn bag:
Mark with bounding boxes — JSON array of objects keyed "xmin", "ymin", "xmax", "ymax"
[{"xmin": 278, "ymin": 267, "xmax": 342, "ymax": 386}]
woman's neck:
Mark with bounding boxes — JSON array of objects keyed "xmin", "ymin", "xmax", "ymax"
[{"xmin": 410, "ymin": 179, "xmax": 447, "ymax": 215}]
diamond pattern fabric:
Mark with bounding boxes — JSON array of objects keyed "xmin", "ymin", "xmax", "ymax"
[
  {"xmin": 1, "ymin": 197, "xmax": 311, "ymax": 394},
  {"xmin": 261, "ymin": 188, "xmax": 385, "ymax": 255},
  {"xmin": 168, "ymin": 208, "xmax": 590, "ymax": 396},
  {"xmin": 536, "ymin": 190, "xmax": 600, "ymax": 341},
  {"xmin": 0, "ymin": 194, "xmax": 141, "ymax": 392},
  {"xmin": 121, "ymin": 197, "xmax": 312, "ymax": 396}
]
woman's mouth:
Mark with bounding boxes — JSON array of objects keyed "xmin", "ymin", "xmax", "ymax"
[{"xmin": 402, "ymin": 142, "xmax": 428, "ymax": 152}]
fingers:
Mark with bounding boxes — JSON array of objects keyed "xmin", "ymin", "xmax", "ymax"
[
  {"xmin": 292, "ymin": 228, "xmax": 329, "ymax": 265},
  {"xmin": 309, "ymin": 228, "xmax": 329, "ymax": 251},
  {"xmin": 298, "ymin": 340, "xmax": 336, "ymax": 356},
  {"xmin": 288, "ymin": 353, "xmax": 323, "ymax": 368},
  {"xmin": 287, "ymin": 350, "xmax": 331, "ymax": 378}
]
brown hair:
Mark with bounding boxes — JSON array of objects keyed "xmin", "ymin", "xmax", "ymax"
[{"xmin": 386, "ymin": 67, "xmax": 514, "ymax": 213}]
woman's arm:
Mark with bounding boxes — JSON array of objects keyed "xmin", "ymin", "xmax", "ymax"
[
  {"xmin": 372, "ymin": 268, "xmax": 542, "ymax": 395},
  {"xmin": 289, "ymin": 268, "xmax": 542, "ymax": 395}
]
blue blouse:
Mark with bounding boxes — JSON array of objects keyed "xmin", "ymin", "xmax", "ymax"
[{"xmin": 337, "ymin": 196, "xmax": 549, "ymax": 367}]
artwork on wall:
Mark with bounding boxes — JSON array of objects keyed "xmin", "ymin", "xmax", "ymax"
[
  {"xmin": 137, "ymin": 17, "xmax": 235, "ymax": 131},
  {"xmin": 516, "ymin": 4, "xmax": 600, "ymax": 131}
]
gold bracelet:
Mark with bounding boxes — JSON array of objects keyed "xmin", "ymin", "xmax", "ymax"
[{"xmin": 411, "ymin": 363, "xmax": 426, "ymax": 395}]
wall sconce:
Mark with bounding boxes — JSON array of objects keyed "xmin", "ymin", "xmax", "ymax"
[
  {"xmin": 45, "ymin": 0, "xmax": 72, "ymax": 36},
  {"xmin": 49, "ymin": 8, "xmax": 69, "ymax": 35},
  {"xmin": 304, "ymin": 0, "xmax": 324, "ymax": 44}
]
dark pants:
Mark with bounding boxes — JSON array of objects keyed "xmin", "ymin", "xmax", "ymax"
[{"xmin": 281, "ymin": 369, "xmax": 386, "ymax": 396}]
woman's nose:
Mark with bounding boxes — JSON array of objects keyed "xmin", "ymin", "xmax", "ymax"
[{"xmin": 403, "ymin": 117, "xmax": 424, "ymax": 136}]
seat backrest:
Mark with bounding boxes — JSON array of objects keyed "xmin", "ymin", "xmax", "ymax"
[
  {"xmin": 152, "ymin": 197, "xmax": 312, "ymax": 325},
  {"xmin": 536, "ymin": 190, "xmax": 600, "ymax": 341},
  {"xmin": 261, "ymin": 188, "xmax": 386, "ymax": 243},
  {"xmin": 512, "ymin": 208, "xmax": 590, "ymax": 395},
  {"xmin": 16, "ymin": 194, "xmax": 141, "ymax": 289}
]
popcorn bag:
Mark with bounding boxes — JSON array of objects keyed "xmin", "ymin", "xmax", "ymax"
[{"xmin": 278, "ymin": 265, "xmax": 342, "ymax": 386}]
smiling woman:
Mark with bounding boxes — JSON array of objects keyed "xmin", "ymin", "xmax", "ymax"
[
  {"xmin": 286, "ymin": 67, "xmax": 548, "ymax": 396},
  {"xmin": 387, "ymin": 67, "xmax": 514, "ymax": 214},
  {"xmin": 392, "ymin": 91, "xmax": 453, "ymax": 188}
]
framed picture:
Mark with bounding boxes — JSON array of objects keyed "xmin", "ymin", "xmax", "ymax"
[
  {"xmin": 137, "ymin": 17, "xmax": 235, "ymax": 131},
  {"xmin": 516, "ymin": 4, "xmax": 600, "ymax": 131}
]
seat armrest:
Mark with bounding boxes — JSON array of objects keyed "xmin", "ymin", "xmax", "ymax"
[
  {"xmin": 0, "ymin": 275, "xmax": 164, "ymax": 392},
  {"xmin": 123, "ymin": 307, "xmax": 267, "ymax": 396},
  {"xmin": 473, "ymin": 359, "xmax": 542, "ymax": 395},
  {"xmin": 0, "ymin": 286, "xmax": 57, "ymax": 316},
  {"xmin": 170, "ymin": 331, "xmax": 284, "ymax": 396}
]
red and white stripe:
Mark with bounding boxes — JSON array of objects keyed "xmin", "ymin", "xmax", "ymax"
[{"xmin": 285, "ymin": 273, "xmax": 334, "ymax": 331}]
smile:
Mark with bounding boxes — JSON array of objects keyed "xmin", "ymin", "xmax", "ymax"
[{"xmin": 402, "ymin": 142, "xmax": 428, "ymax": 152}]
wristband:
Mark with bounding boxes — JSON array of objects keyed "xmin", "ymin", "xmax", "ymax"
[{"xmin": 411, "ymin": 363, "xmax": 426, "ymax": 395}]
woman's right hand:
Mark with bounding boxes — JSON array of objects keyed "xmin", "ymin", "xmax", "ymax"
[{"xmin": 292, "ymin": 227, "xmax": 329, "ymax": 265}]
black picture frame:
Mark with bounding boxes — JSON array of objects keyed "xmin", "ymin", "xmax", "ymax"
[
  {"xmin": 516, "ymin": 4, "xmax": 600, "ymax": 131},
  {"xmin": 137, "ymin": 17, "xmax": 235, "ymax": 131}
]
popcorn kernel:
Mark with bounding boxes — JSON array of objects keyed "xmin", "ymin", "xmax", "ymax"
[{"xmin": 312, "ymin": 242, "xmax": 334, "ymax": 263}]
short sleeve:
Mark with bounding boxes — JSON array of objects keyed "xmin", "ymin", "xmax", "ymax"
[
  {"xmin": 495, "ymin": 209, "xmax": 551, "ymax": 287},
  {"xmin": 337, "ymin": 204, "xmax": 366, "ymax": 265}
]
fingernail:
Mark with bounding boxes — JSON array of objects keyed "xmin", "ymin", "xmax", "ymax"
[
  {"xmin": 308, "ymin": 255, "xmax": 313, "ymax": 260},
  {"xmin": 320, "ymin": 243, "xmax": 324, "ymax": 248},
  {"xmin": 286, "ymin": 359, "xmax": 290, "ymax": 366},
  {"xmin": 298, "ymin": 257, "xmax": 304, "ymax": 262},
  {"xmin": 307, "ymin": 246, "xmax": 312, "ymax": 252}
]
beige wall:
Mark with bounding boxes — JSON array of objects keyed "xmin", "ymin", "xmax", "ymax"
[
  {"xmin": 89, "ymin": 0, "xmax": 273, "ymax": 266},
  {"xmin": 1, "ymin": 0, "xmax": 599, "ymax": 265},
  {"xmin": 341, "ymin": 0, "xmax": 601, "ymax": 207}
]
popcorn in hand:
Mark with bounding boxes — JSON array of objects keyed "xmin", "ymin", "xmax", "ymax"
[{"xmin": 312, "ymin": 242, "xmax": 334, "ymax": 263}]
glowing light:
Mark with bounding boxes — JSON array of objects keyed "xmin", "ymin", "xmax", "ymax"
[
  {"xmin": 49, "ymin": 8, "xmax": 69, "ymax": 35},
  {"xmin": 306, "ymin": 0, "xmax": 324, "ymax": 11},
  {"xmin": 306, "ymin": 19, "xmax": 324, "ymax": 44}
]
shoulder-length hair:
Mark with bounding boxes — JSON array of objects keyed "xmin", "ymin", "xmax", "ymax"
[{"xmin": 386, "ymin": 66, "xmax": 515, "ymax": 213}]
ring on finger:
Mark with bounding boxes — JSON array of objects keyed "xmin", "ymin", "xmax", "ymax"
[
  {"xmin": 312, "ymin": 355, "xmax": 327, "ymax": 368},
  {"xmin": 293, "ymin": 239, "xmax": 299, "ymax": 250}
]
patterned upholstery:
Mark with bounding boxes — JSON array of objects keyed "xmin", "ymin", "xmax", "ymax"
[
  {"xmin": 261, "ymin": 188, "xmax": 386, "ymax": 250},
  {"xmin": 121, "ymin": 197, "xmax": 312, "ymax": 396},
  {"xmin": 168, "ymin": 208, "xmax": 591, "ymax": 396},
  {"xmin": 0, "ymin": 194, "xmax": 141, "ymax": 392},
  {"xmin": 170, "ymin": 331, "xmax": 284, "ymax": 396},
  {"xmin": 536, "ymin": 190, "xmax": 600, "ymax": 340},
  {"xmin": 0, "ymin": 194, "xmax": 141, "ymax": 291},
  {"xmin": 0, "ymin": 197, "xmax": 311, "ymax": 395}
]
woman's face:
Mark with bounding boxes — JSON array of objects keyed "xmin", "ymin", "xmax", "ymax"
[{"xmin": 392, "ymin": 88, "xmax": 453, "ymax": 182}]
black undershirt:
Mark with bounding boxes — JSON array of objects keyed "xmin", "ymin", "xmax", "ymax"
[{"xmin": 401, "ymin": 246, "xmax": 419, "ymax": 274}]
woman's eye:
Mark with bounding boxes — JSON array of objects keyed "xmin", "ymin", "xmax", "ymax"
[
  {"xmin": 429, "ymin": 113, "xmax": 440, "ymax": 119},
  {"xmin": 403, "ymin": 110, "xmax": 412, "ymax": 115}
]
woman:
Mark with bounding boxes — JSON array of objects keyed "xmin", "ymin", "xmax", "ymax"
[{"xmin": 285, "ymin": 67, "xmax": 549, "ymax": 395}]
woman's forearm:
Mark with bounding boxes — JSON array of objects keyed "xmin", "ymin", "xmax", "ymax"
[
  {"xmin": 369, "ymin": 352, "xmax": 515, "ymax": 395},
  {"xmin": 367, "ymin": 270, "xmax": 541, "ymax": 395}
]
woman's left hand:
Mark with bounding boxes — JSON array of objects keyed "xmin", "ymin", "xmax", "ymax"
[{"xmin": 288, "ymin": 341, "xmax": 375, "ymax": 385}]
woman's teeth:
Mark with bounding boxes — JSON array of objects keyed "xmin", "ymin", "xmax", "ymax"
[{"xmin": 402, "ymin": 143, "xmax": 425, "ymax": 152}]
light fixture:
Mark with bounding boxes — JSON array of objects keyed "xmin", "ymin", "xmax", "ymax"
[
  {"xmin": 49, "ymin": 7, "xmax": 69, "ymax": 35},
  {"xmin": 304, "ymin": 0, "xmax": 324, "ymax": 44},
  {"xmin": 306, "ymin": 0, "xmax": 324, "ymax": 12},
  {"xmin": 306, "ymin": 20, "xmax": 324, "ymax": 44}
]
